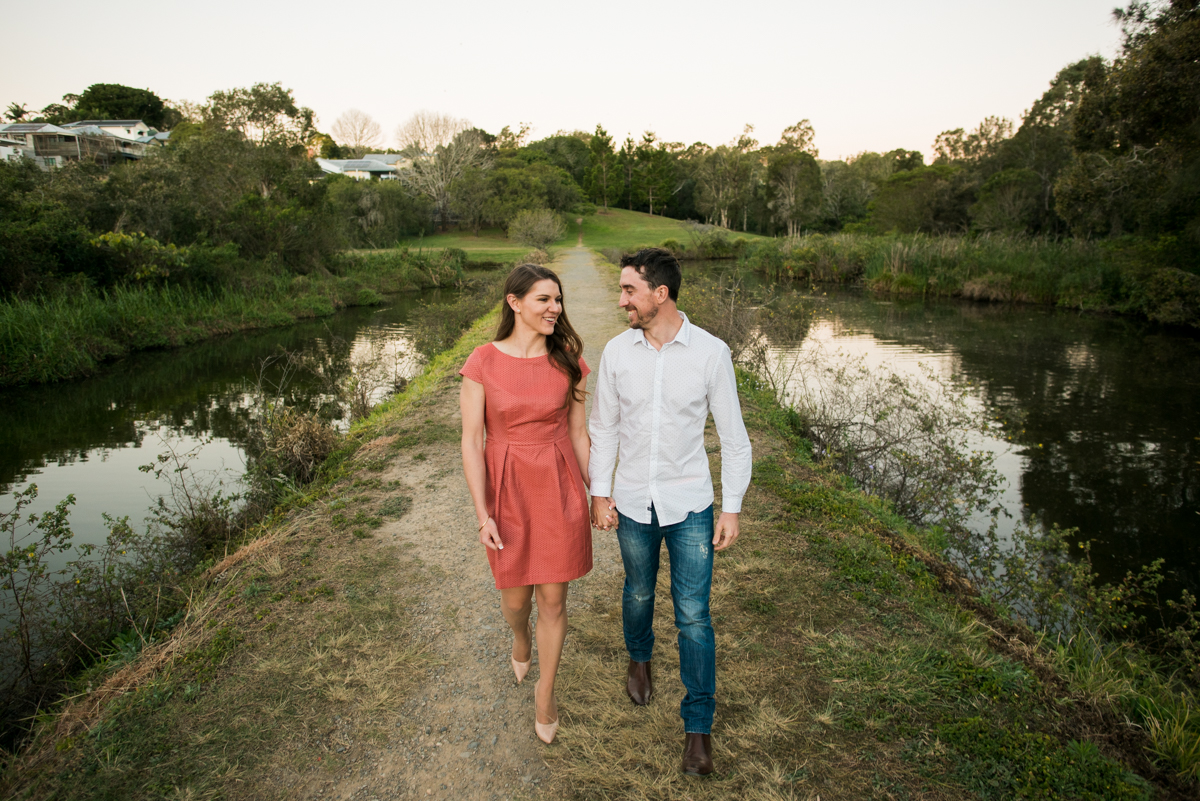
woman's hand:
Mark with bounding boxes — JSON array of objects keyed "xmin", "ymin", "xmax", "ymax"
[
  {"xmin": 590, "ymin": 496, "xmax": 616, "ymax": 531},
  {"xmin": 479, "ymin": 517, "xmax": 503, "ymax": 551}
]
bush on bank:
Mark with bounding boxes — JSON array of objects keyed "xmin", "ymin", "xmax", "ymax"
[
  {"xmin": 735, "ymin": 233, "xmax": 1200, "ymax": 329},
  {"xmin": 0, "ymin": 249, "xmax": 466, "ymax": 388}
]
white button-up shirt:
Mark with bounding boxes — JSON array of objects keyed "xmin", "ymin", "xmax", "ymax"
[{"xmin": 588, "ymin": 311, "xmax": 753, "ymax": 526}]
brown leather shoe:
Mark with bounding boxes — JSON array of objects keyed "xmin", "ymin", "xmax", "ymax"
[
  {"xmin": 626, "ymin": 659, "xmax": 653, "ymax": 705},
  {"xmin": 682, "ymin": 732, "xmax": 713, "ymax": 776}
]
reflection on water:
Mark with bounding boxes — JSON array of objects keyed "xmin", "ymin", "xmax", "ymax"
[
  {"xmin": 0, "ymin": 290, "xmax": 449, "ymax": 551},
  {"xmin": 755, "ymin": 286, "xmax": 1200, "ymax": 594}
]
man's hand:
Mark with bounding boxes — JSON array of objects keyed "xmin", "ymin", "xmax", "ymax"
[
  {"xmin": 591, "ymin": 496, "xmax": 616, "ymax": 531},
  {"xmin": 713, "ymin": 512, "xmax": 740, "ymax": 551}
]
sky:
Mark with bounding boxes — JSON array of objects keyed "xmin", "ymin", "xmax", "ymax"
[{"xmin": 2, "ymin": 0, "xmax": 1126, "ymax": 161}]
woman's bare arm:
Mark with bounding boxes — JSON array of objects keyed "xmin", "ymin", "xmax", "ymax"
[
  {"xmin": 460, "ymin": 377, "xmax": 502, "ymax": 550},
  {"xmin": 567, "ymin": 375, "xmax": 590, "ymax": 490}
]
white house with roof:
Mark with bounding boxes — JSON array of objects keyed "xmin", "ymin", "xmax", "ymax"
[
  {"xmin": 362, "ymin": 153, "xmax": 413, "ymax": 170},
  {"xmin": 0, "ymin": 122, "xmax": 146, "ymax": 169},
  {"xmin": 1, "ymin": 132, "xmax": 35, "ymax": 163},
  {"xmin": 315, "ymin": 158, "xmax": 401, "ymax": 180},
  {"xmin": 62, "ymin": 120, "xmax": 153, "ymax": 139}
]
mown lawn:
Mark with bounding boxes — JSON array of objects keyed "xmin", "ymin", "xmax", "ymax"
[{"xmin": 392, "ymin": 209, "xmax": 771, "ymax": 264}]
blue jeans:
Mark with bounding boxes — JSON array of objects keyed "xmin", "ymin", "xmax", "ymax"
[{"xmin": 617, "ymin": 504, "xmax": 716, "ymax": 734}]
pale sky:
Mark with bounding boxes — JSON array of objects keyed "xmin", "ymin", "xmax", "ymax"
[{"xmin": 3, "ymin": 0, "xmax": 1124, "ymax": 161}]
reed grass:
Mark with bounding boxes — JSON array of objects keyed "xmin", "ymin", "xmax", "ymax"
[
  {"xmin": 739, "ymin": 233, "xmax": 1200, "ymax": 328},
  {"xmin": 0, "ymin": 251, "xmax": 468, "ymax": 388}
]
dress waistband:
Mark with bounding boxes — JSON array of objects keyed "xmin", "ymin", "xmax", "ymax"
[{"xmin": 485, "ymin": 433, "xmax": 571, "ymax": 447}]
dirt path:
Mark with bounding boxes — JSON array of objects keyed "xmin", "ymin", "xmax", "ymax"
[{"xmin": 315, "ymin": 247, "xmax": 626, "ymax": 801}]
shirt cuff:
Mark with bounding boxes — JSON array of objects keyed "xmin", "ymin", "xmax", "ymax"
[
  {"xmin": 721, "ymin": 494, "xmax": 743, "ymax": 514},
  {"xmin": 591, "ymin": 481, "xmax": 613, "ymax": 498}
]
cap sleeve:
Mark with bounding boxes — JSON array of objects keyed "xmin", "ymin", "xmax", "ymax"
[
  {"xmin": 578, "ymin": 356, "xmax": 591, "ymax": 379},
  {"xmin": 459, "ymin": 346, "xmax": 487, "ymax": 383}
]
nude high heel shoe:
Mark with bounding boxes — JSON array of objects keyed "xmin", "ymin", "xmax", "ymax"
[
  {"xmin": 511, "ymin": 623, "xmax": 532, "ymax": 684},
  {"xmin": 534, "ymin": 679, "xmax": 559, "ymax": 744}
]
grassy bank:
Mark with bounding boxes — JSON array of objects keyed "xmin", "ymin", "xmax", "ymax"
[
  {"xmin": 740, "ymin": 233, "xmax": 1200, "ymax": 329},
  {"xmin": 547, "ymin": 369, "xmax": 1194, "ymax": 800},
  {"xmin": 1, "ymin": 303, "xmax": 502, "ymax": 799},
  {"xmin": 0, "ymin": 249, "xmax": 466, "ymax": 388}
]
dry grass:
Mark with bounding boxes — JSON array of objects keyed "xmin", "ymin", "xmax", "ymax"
[
  {"xmin": 7, "ymin": 462, "xmax": 431, "ymax": 800},
  {"xmin": 544, "ymin": 429, "xmax": 931, "ymax": 800}
]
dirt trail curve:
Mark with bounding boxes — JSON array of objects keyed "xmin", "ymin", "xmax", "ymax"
[{"xmin": 315, "ymin": 246, "xmax": 626, "ymax": 801}]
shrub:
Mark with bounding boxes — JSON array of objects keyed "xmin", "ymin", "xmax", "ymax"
[
  {"xmin": 256, "ymin": 407, "xmax": 338, "ymax": 483},
  {"xmin": 507, "ymin": 209, "xmax": 566, "ymax": 250}
]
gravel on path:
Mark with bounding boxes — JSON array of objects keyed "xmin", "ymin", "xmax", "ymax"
[{"xmin": 312, "ymin": 247, "xmax": 628, "ymax": 801}]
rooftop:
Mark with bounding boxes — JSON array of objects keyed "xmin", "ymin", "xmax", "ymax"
[{"xmin": 62, "ymin": 120, "xmax": 149, "ymax": 128}]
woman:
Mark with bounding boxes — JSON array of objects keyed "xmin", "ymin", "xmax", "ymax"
[{"xmin": 459, "ymin": 263, "xmax": 593, "ymax": 744}]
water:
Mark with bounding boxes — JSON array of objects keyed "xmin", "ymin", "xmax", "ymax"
[
  {"xmin": 0, "ymin": 290, "xmax": 451, "ymax": 552},
  {"xmin": 751, "ymin": 284, "xmax": 1200, "ymax": 594}
]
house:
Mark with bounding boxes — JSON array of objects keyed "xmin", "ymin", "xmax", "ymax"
[
  {"xmin": 62, "ymin": 119, "xmax": 153, "ymax": 139},
  {"xmin": 0, "ymin": 135, "xmax": 35, "ymax": 164},
  {"xmin": 362, "ymin": 153, "xmax": 413, "ymax": 170},
  {"xmin": 315, "ymin": 157, "xmax": 400, "ymax": 181},
  {"xmin": 0, "ymin": 121, "xmax": 149, "ymax": 169}
]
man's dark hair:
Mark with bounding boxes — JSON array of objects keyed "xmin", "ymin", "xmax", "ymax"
[{"xmin": 620, "ymin": 247, "xmax": 682, "ymax": 302}]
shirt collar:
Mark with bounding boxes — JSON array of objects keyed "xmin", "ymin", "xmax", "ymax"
[{"xmin": 632, "ymin": 310, "xmax": 692, "ymax": 349}]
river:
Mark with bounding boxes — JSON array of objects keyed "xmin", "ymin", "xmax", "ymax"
[
  {"xmin": 0, "ymin": 289, "xmax": 451, "ymax": 553},
  {"xmin": 748, "ymin": 282, "xmax": 1200, "ymax": 597},
  {"xmin": 4, "ymin": 278, "xmax": 1198, "ymax": 600}
]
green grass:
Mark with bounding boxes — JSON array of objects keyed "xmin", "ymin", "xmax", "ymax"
[
  {"xmin": 0, "ymin": 251, "xmax": 466, "ymax": 388},
  {"xmin": 394, "ymin": 209, "xmax": 771, "ymax": 264},
  {"xmin": 392, "ymin": 227, "xmax": 532, "ymax": 263}
]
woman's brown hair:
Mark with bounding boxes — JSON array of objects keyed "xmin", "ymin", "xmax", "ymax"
[{"xmin": 495, "ymin": 263, "xmax": 585, "ymax": 405}]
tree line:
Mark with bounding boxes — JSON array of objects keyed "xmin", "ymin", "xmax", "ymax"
[{"xmin": 3, "ymin": 0, "xmax": 1195, "ymax": 299}]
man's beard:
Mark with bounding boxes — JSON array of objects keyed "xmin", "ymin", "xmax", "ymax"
[{"xmin": 628, "ymin": 304, "xmax": 658, "ymax": 329}]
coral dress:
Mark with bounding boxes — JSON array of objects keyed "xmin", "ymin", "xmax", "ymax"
[{"xmin": 459, "ymin": 343, "xmax": 593, "ymax": 589}]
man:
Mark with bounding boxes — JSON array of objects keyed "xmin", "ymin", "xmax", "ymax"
[{"xmin": 589, "ymin": 247, "xmax": 753, "ymax": 776}]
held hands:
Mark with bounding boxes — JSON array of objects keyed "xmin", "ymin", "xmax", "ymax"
[
  {"xmin": 713, "ymin": 512, "xmax": 740, "ymax": 551},
  {"xmin": 590, "ymin": 496, "xmax": 616, "ymax": 531},
  {"xmin": 479, "ymin": 517, "xmax": 503, "ymax": 551}
]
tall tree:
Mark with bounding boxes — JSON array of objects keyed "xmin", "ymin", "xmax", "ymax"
[
  {"xmin": 778, "ymin": 119, "xmax": 819, "ymax": 156},
  {"xmin": 331, "ymin": 109, "xmax": 383, "ymax": 157},
  {"xmin": 690, "ymin": 126, "xmax": 758, "ymax": 229},
  {"xmin": 72, "ymin": 84, "xmax": 168, "ymax": 127},
  {"xmin": 4, "ymin": 103, "xmax": 29, "ymax": 122},
  {"xmin": 410, "ymin": 129, "xmax": 491, "ymax": 229},
  {"xmin": 635, "ymin": 132, "xmax": 677, "ymax": 216},
  {"xmin": 449, "ymin": 166, "xmax": 492, "ymax": 235},
  {"xmin": 204, "ymin": 83, "xmax": 315, "ymax": 147},
  {"xmin": 395, "ymin": 111, "xmax": 470, "ymax": 155},
  {"xmin": 1057, "ymin": 0, "xmax": 1200, "ymax": 250},
  {"xmin": 767, "ymin": 150, "xmax": 822, "ymax": 236},
  {"xmin": 933, "ymin": 116, "xmax": 1014, "ymax": 165}
]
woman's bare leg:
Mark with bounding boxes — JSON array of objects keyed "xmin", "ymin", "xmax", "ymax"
[
  {"xmin": 499, "ymin": 585, "xmax": 534, "ymax": 664},
  {"xmin": 534, "ymin": 582, "xmax": 568, "ymax": 723}
]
